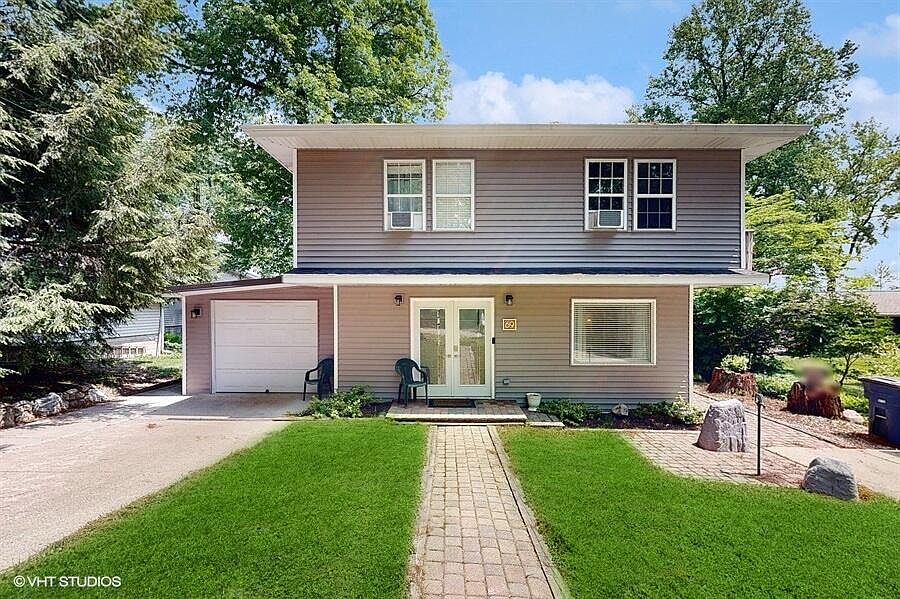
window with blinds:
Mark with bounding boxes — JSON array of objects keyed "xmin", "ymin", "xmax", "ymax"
[
  {"xmin": 432, "ymin": 159, "xmax": 474, "ymax": 231},
  {"xmin": 385, "ymin": 160, "xmax": 425, "ymax": 230},
  {"xmin": 571, "ymin": 300, "xmax": 655, "ymax": 365}
]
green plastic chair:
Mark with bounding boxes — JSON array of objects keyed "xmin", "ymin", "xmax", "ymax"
[{"xmin": 394, "ymin": 358, "xmax": 430, "ymax": 407}]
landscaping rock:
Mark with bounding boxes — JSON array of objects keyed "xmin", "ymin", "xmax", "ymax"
[
  {"xmin": 842, "ymin": 409, "xmax": 866, "ymax": 425},
  {"xmin": 12, "ymin": 401, "xmax": 36, "ymax": 425},
  {"xmin": 802, "ymin": 456, "xmax": 859, "ymax": 501},
  {"xmin": 87, "ymin": 387, "xmax": 111, "ymax": 404},
  {"xmin": 33, "ymin": 393, "xmax": 65, "ymax": 417},
  {"xmin": 0, "ymin": 404, "xmax": 15, "ymax": 428},
  {"xmin": 697, "ymin": 399, "xmax": 748, "ymax": 452},
  {"xmin": 612, "ymin": 403, "xmax": 629, "ymax": 416}
]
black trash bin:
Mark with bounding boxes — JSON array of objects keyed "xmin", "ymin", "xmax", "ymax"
[{"xmin": 860, "ymin": 376, "xmax": 900, "ymax": 445}]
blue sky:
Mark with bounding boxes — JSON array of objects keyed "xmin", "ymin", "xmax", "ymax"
[{"xmin": 432, "ymin": 0, "xmax": 900, "ymax": 276}]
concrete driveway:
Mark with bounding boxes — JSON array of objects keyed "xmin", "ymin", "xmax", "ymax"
[{"xmin": 0, "ymin": 385, "xmax": 306, "ymax": 570}]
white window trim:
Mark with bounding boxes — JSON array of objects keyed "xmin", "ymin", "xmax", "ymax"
[
  {"xmin": 384, "ymin": 158, "xmax": 426, "ymax": 231},
  {"xmin": 431, "ymin": 158, "xmax": 476, "ymax": 232},
  {"xmin": 633, "ymin": 158, "xmax": 677, "ymax": 232},
  {"xmin": 584, "ymin": 158, "xmax": 628, "ymax": 231},
  {"xmin": 569, "ymin": 298, "xmax": 657, "ymax": 366}
]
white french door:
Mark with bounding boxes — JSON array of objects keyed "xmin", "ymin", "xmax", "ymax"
[{"xmin": 410, "ymin": 298, "xmax": 494, "ymax": 398}]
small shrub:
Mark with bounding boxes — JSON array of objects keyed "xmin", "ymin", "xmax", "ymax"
[
  {"xmin": 304, "ymin": 385, "xmax": 373, "ymax": 418},
  {"xmin": 538, "ymin": 399, "xmax": 587, "ymax": 426},
  {"xmin": 755, "ymin": 373, "xmax": 795, "ymax": 399},
  {"xmin": 163, "ymin": 332, "xmax": 182, "ymax": 352},
  {"xmin": 841, "ymin": 392, "xmax": 869, "ymax": 416},
  {"xmin": 720, "ymin": 354, "xmax": 750, "ymax": 372},
  {"xmin": 632, "ymin": 401, "xmax": 704, "ymax": 426}
]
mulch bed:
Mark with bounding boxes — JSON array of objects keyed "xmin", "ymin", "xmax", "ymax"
[
  {"xmin": 581, "ymin": 413, "xmax": 700, "ymax": 431},
  {"xmin": 694, "ymin": 384, "xmax": 892, "ymax": 450}
]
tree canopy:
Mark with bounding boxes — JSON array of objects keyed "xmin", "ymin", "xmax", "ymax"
[
  {"xmin": 0, "ymin": 0, "xmax": 217, "ymax": 377},
  {"xmin": 171, "ymin": 0, "xmax": 450, "ymax": 274}
]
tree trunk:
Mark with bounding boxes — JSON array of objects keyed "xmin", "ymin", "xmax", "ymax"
[
  {"xmin": 786, "ymin": 381, "xmax": 843, "ymax": 419},
  {"xmin": 707, "ymin": 367, "xmax": 758, "ymax": 397}
]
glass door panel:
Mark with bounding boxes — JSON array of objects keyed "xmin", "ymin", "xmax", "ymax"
[
  {"xmin": 457, "ymin": 308, "xmax": 486, "ymax": 386},
  {"xmin": 418, "ymin": 308, "xmax": 447, "ymax": 386}
]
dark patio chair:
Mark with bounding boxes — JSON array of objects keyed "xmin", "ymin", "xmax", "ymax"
[
  {"xmin": 303, "ymin": 357, "xmax": 334, "ymax": 402},
  {"xmin": 394, "ymin": 358, "xmax": 429, "ymax": 407}
]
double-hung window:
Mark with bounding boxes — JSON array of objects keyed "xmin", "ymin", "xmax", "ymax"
[
  {"xmin": 432, "ymin": 159, "xmax": 475, "ymax": 231},
  {"xmin": 384, "ymin": 160, "xmax": 425, "ymax": 230},
  {"xmin": 571, "ymin": 299, "xmax": 655, "ymax": 365},
  {"xmin": 634, "ymin": 159, "xmax": 676, "ymax": 230},
  {"xmin": 585, "ymin": 159, "xmax": 627, "ymax": 230}
]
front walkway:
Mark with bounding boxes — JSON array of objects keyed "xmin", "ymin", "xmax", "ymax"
[
  {"xmin": 409, "ymin": 426, "xmax": 565, "ymax": 599},
  {"xmin": 626, "ymin": 392, "xmax": 900, "ymax": 498},
  {"xmin": 0, "ymin": 385, "xmax": 291, "ymax": 570}
]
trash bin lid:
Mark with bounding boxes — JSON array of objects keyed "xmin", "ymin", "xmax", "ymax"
[{"xmin": 859, "ymin": 375, "xmax": 900, "ymax": 386}]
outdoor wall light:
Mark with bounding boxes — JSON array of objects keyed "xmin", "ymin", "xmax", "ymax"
[
  {"xmin": 505, "ymin": 294, "xmax": 514, "ymax": 306},
  {"xmin": 190, "ymin": 306, "xmax": 202, "ymax": 319},
  {"xmin": 394, "ymin": 294, "xmax": 404, "ymax": 306}
]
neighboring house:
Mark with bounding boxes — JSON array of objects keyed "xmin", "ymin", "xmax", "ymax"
[
  {"xmin": 863, "ymin": 290, "xmax": 900, "ymax": 333},
  {"xmin": 173, "ymin": 123, "xmax": 808, "ymax": 406},
  {"xmin": 106, "ymin": 305, "xmax": 164, "ymax": 357}
]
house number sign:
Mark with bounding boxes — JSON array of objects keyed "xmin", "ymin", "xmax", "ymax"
[{"xmin": 502, "ymin": 318, "xmax": 517, "ymax": 331}]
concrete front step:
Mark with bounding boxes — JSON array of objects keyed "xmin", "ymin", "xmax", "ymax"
[{"xmin": 386, "ymin": 400, "xmax": 528, "ymax": 424}]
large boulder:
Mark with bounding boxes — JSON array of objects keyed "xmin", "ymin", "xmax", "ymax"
[
  {"xmin": 802, "ymin": 457, "xmax": 859, "ymax": 501},
  {"xmin": 33, "ymin": 393, "xmax": 65, "ymax": 417},
  {"xmin": 697, "ymin": 399, "xmax": 748, "ymax": 452},
  {"xmin": 12, "ymin": 401, "xmax": 36, "ymax": 425},
  {"xmin": 87, "ymin": 387, "xmax": 110, "ymax": 404},
  {"xmin": 0, "ymin": 404, "xmax": 15, "ymax": 428}
]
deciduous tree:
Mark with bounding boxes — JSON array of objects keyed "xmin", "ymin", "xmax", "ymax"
[{"xmin": 171, "ymin": 0, "xmax": 451, "ymax": 274}]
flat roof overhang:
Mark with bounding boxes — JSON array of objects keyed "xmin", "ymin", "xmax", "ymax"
[
  {"xmin": 281, "ymin": 267, "xmax": 769, "ymax": 288},
  {"xmin": 242, "ymin": 123, "xmax": 811, "ymax": 170},
  {"xmin": 170, "ymin": 269, "xmax": 769, "ymax": 295}
]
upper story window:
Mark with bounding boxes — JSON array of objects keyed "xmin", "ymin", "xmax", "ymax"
[
  {"xmin": 585, "ymin": 159, "xmax": 627, "ymax": 230},
  {"xmin": 384, "ymin": 160, "xmax": 425, "ymax": 231},
  {"xmin": 571, "ymin": 299, "xmax": 655, "ymax": 366},
  {"xmin": 634, "ymin": 160, "xmax": 676, "ymax": 231},
  {"xmin": 432, "ymin": 159, "xmax": 475, "ymax": 231}
]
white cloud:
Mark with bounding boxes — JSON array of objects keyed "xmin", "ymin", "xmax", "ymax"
[
  {"xmin": 848, "ymin": 14, "xmax": 900, "ymax": 57},
  {"xmin": 847, "ymin": 76, "xmax": 900, "ymax": 132},
  {"xmin": 445, "ymin": 72, "xmax": 635, "ymax": 124}
]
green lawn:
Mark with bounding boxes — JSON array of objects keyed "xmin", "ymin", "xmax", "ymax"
[
  {"xmin": 1, "ymin": 420, "xmax": 426, "ymax": 599},
  {"xmin": 500, "ymin": 428, "xmax": 900, "ymax": 599}
]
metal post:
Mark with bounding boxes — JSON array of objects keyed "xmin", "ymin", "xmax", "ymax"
[{"xmin": 755, "ymin": 392, "xmax": 763, "ymax": 476}]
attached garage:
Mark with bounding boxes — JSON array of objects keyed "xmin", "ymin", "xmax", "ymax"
[{"xmin": 211, "ymin": 300, "xmax": 318, "ymax": 393}]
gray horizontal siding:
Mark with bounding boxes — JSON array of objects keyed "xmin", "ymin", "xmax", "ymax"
[
  {"xmin": 297, "ymin": 149, "xmax": 741, "ymax": 269},
  {"xmin": 337, "ymin": 285, "xmax": 690, "ymax": 404},
  {"xmin": 107, "ymin": 306, "xmax": 161, "ymax": 340}
]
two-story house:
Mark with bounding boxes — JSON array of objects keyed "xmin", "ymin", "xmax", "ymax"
[{"xmin": 174, "ymin": 123, "xmax": 808, "ymax": 407}]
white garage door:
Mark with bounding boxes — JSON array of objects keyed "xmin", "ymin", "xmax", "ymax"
[{"xmin": 212, "ymin": 300, "xmax": 318, "ymax": 393}]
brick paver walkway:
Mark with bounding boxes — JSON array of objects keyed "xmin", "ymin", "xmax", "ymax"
[
  {"xmin": 625, "ymin": 392, "xmax": 833, "ymax": 486},
  {"xmin": 409, "ymin": 426, "xmax": 563, "ymax": 599}
]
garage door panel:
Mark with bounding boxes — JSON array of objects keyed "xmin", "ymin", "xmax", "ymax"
[
  {"xmin": 215, "ymin": 346, "xmax": 317, "ymax": 370},
  {"xmin": 215, "ymin": 301, "xmax": 316, "ymax": 323},
  {"xmin": 214, "ymin": 323, "xmax": 316, "ymax": 347},
  {"xmin": 214, "ymin": 370, "xmax": 304, "ymax": 393},
  {"xmin": 212, "ymin": 300, "xmax": 319, "ymax": 393}
]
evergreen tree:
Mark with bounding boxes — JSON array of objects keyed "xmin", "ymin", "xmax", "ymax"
[{"xmin": 0, "ymin": 0, "xmax": 217, "ymax": 377}]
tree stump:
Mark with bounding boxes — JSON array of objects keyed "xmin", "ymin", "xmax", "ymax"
[
  {"xmin": 786, "ymin": 381, "xmax": 843, "ymax": 419},
  {"xmin": 707, "ymin": 367, "xmax": 758, "ymax": 397}
]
